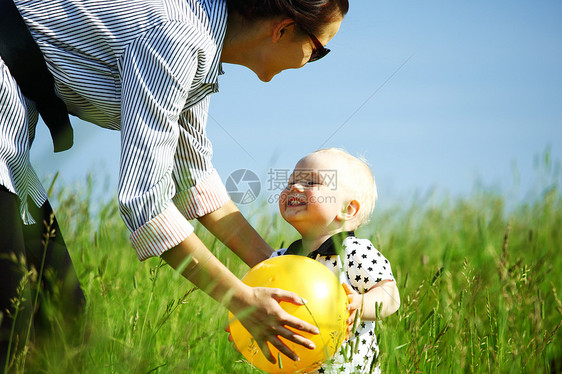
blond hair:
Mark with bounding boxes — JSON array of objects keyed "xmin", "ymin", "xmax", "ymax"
[{"xmin": 312, "ymin": 148, "xmax": 377, "ymax": 228}]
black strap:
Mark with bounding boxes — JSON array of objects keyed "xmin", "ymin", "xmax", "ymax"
[
  {"xmin": 0, "ymin": 0, "xmax": 73, "ymax": 152},
  {"xmin": 285, "ymin": 231, "xmax": 355, "ymax": 258}
]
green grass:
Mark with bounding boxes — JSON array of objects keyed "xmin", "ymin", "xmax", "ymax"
[{"xmin": 4, "ymin": 172, "xmax": 562, "ymax": 373}]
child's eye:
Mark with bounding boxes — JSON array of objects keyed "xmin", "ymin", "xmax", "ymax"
[{"xmin": 286, "ymin": 180, "xmax": 320, "ymax": 188}]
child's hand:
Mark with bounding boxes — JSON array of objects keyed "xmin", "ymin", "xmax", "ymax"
[{"xmin": 342, "ymin": 283, "xmax": 362, "ymax": 339}]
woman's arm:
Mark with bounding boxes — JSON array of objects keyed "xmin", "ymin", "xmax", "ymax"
[
  {"xmin": 198, "ymin": 200, "xmax": 273, "ymax": 267},
  {"xmin": 161, "ymin": 232, "xmax": 319, "ymax": 363}
]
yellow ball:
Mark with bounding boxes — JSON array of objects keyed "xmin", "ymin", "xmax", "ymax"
[{"xmin": 228, "ymin": 255, "xmax": 348, "ymax": 373}]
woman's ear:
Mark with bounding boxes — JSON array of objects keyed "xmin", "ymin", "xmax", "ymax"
[
  {"xmin": 338, "ymin": 199, "xmax": 360, "ymax": 221},
  {"xmin": 271, "ymin": 18, "xmax": 296, "ymax": 43}
]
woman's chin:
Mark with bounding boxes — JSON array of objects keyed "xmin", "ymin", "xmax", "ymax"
[
  {"xmin": 257, "ymin": 72, "xmax": 275, "ymax": 82},
  {"xmin": 253, "ymin": 67, "xmax": 279, "ymax": 82}
]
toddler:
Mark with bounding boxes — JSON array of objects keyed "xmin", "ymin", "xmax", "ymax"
[{"xmin": 272, "ymin": 148, "xmax": 400, "ymax": 373}]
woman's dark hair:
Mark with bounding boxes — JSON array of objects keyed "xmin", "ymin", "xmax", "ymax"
[{"xmin": 226, "ymin": 0, "xmax": 349, "ymax": 35}]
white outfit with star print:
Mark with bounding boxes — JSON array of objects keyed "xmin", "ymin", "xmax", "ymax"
[{"xmin": 272, "ymin": 233, "xmax": 396, "ymax": 373}]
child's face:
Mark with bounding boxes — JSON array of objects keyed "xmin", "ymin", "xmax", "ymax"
[{"xmin": 279, "ymin": 152, "xmax": 350, "ymax": 237}]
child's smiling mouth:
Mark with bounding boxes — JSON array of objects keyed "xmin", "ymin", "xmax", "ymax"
[{"xmin": 287, "ymin": 194, "xmax": 307, "ymax": 207}]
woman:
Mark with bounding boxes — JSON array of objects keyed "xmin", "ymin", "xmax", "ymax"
[{"xmin": 0, "ymin": 0, "xmax": 348, "ymax": 367}]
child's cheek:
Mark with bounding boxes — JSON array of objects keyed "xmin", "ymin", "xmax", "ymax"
[{"xmin": 279, "ymin": 191, "xmax": 288, "ymax": 209}]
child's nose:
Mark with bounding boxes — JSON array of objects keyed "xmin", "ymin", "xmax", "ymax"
[{"xmin": 290, "ymin": 183, "xmax": 305, "ymax": 192}]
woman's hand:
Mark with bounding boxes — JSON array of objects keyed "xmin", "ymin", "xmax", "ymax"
[
  {"xmin": 229, "ymin": 285, "xmax": 320, "ymax": 364},
  {"xmin": 342, "ymin": 283, "xmax": 362, "ymax": 339},
  {"xmin": 161, "ymin": 227, "xmax": 319, "ymax": 364}
]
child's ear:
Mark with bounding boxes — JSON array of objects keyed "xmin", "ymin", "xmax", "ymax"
[{"xmin": 338, "ymin": 200, "xmax": 360, "ymax": 221}]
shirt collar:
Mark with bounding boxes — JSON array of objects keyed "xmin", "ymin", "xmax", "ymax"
[{"xmin": 285, "ymin": 231, "xmax": 355, "ymax": 258}]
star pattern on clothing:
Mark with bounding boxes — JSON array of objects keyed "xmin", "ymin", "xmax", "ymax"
[
  {"xmin": 312, "ymin": 236, "xmax": 394, "ymax": 373},
  {"xmin": 270, "ymin": 234, "xmax": 395, "ymax": 373}
]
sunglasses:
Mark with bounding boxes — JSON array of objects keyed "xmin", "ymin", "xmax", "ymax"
[{"xmin": 306, "ymin": 32, "xmax": 331, "ymax": 63}]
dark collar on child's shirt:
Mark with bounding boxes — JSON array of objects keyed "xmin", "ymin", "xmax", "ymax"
[{"xmin": 284, "ymin": 231, "xmax": 355, "ymax": 258}]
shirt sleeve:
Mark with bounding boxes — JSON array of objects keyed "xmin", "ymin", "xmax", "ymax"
[
  {"xmin": 171, "ymin": 96, "xmax": 231, "ymax": 219},
  {"xmin": 343, "ymin": 238, "xmax": 395, "ymax": 294},
  {"xmin": 118, "ymin": 22, "xmax": 206, "ymax": 261}
]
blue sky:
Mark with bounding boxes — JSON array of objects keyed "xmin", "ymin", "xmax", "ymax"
[{"xmin": 31, "ymin": 1, "xmax": 562, "ymax": 212}]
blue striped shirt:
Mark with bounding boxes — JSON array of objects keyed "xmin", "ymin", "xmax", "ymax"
[{"xmin": 2, "ymin": 0, "xmax": 230, "ymax": 260}]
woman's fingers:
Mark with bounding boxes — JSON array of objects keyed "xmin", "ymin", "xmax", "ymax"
[
  {"xmin": 231, "ymin": 286, "xmax": 324, "ymax": 364},
  {"xmin": 247, "ymin": 320, "xmax": 302, "ymax": 363},
  {"xmin": 275, "ymin": 324, "xmax": 316, "ymax": 350},
  {"xmin": 235, "ymin": 287, "xmax": 322, "ymax": 363},
  {"xmin": 265, "ymin": 332, "xmax": 297, "ymax": 362},
  {"xmin": 269, "ymin": 287, "xmax": 306, "ymax": 305},
  {"xmin": 262, "ymin": 288, "xmax": 318, "ymax": 355},
  {"xmin": 269, "ymin": 288, "xmax": 320, "ymax": 335},
  {"xmin": 258, "ymin": 340, "xmax": 276, "ymax": 363},
  {"xmin": 259, "ymin": 324, "xmax": 316, "ymax": 363},
  {"xmin": 278, "ymin": 310, "xmax": 320, "ymax": 336}
]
